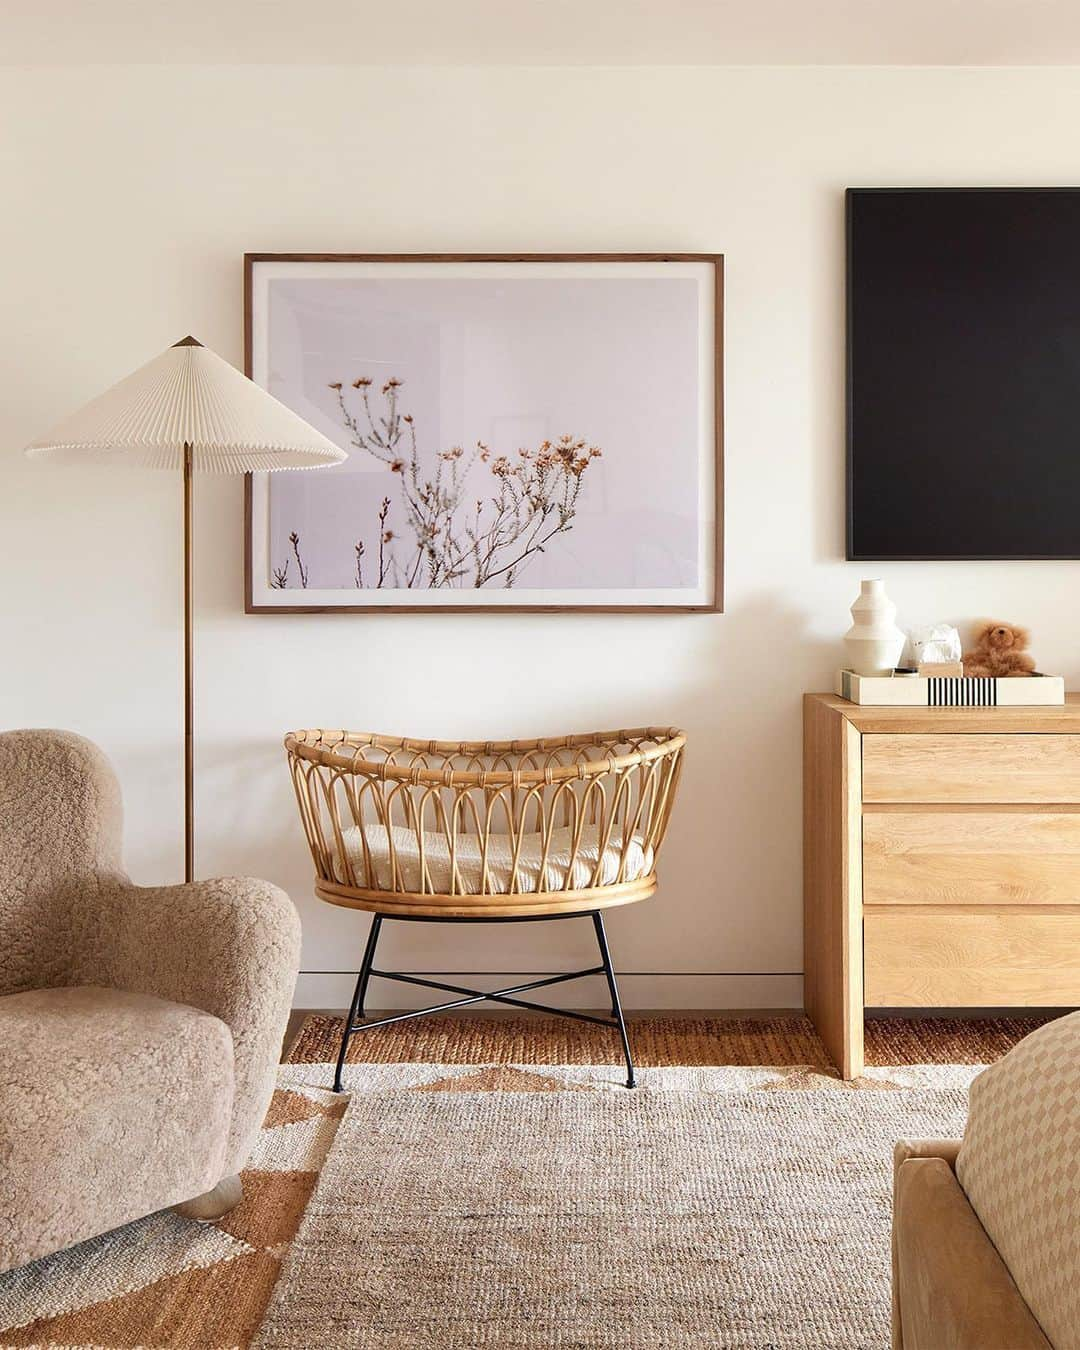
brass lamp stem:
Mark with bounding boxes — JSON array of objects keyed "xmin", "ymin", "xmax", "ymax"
[{"xmin": 183, "ymin": 440, "xmax": 194, "ymax": 883}]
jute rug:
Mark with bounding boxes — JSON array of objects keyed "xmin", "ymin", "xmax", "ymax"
[
  {"xmin": 255, "ymin": 1059, "xmax": 977, "ymax": 1349},
  {"xmin": 0, "ymin": 1014, "xmax": 1046, "ymax": 1348}
]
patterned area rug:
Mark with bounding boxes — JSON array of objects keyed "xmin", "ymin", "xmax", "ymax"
[{"xmin": 0, "ymin": 1014, "xmax": 1046, "ymax": 1348}]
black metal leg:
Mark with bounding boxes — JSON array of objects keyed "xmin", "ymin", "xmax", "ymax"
[
  {"xmin": 333, "ymin": 914, "xmax": 383, "ymax": 1092},
  {"xmin": 592, "ymin": 911, "xmax": 636, "ymax": 1089},
  {"xmin": 330, "ymin": 910, "xmax": 636, "ymax": 1090}
]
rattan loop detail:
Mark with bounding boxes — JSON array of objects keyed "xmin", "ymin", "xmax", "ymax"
[{"xmin": 285, "ymin": 726, "xmax": 685, "ymax": 918}]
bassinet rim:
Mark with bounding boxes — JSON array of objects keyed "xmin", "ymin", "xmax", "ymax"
[{"xmin": 284, "ymin": 725, "xmax": 686, "ymax": 787}]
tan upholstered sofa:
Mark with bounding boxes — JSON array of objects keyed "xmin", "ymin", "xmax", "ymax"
[
  {"xmin": 0, "ymin": 729, "xmax": 301, "ymax": 1273},
  {"xmin": 893, "ymin": 1011, "xmax": 1080, "ymax": 1350}
]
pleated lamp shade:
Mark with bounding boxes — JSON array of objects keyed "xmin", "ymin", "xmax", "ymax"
[{"xmin": 26, "ymin": 336, "xmax": 346, "ymax": 474}]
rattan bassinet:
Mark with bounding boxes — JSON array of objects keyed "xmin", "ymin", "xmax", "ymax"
[{"xmin": 285, "ymin": 727, "xmax": 685, "ymax": 918}]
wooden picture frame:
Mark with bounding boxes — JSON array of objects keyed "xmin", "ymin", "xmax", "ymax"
[{"xmin": 244, "ymin": 253, "xmax": 723, "ymax": 613}]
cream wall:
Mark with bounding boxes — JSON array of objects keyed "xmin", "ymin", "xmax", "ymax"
[{"xmin": 4, "ymin": 65, "xmax": 1080, "ymax": 1008}]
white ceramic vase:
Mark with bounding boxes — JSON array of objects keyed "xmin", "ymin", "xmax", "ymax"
[{"xmin": 844, "ymin": 579, "xmax": 905, "ymax": 676}]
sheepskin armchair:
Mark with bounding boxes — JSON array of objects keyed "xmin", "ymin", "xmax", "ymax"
[{"xmin": 0, "ymin": 729, "xmax": 301, "ymax": 1273}]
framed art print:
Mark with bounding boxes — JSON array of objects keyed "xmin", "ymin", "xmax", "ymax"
[{"xmin": 245, "ymin": 254, "xmax": 723, "ymax": 612}]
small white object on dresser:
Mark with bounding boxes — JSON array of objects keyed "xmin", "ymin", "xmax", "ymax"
[
  {"xmin": 843, "ymin": 579, "xmax": 906, "ymax": 676},
  {"xmin": 907, "ymin": 622, "xmax": 963, "ymax": 667}
]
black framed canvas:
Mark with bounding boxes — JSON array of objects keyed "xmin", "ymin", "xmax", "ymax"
[{"xmin": 847, "ymin": 187, "xmax": 1080, "ymax": 560}]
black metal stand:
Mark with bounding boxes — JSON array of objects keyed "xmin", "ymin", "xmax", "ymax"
[{"xmin": 332, "ymin": 910, "xmax": 636, "ymax": 1092}]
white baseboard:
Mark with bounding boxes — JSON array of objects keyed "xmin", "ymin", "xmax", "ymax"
[{"xmin": 293, "ymin": 970, "xmax": 803, "ymax": 1012}]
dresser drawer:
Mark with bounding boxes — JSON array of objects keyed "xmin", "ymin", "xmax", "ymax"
[
  {"xmin": 864, "ymin": 811, "xmax": 1080, "ymax": 906},
  {"xmin": 862, "ymin": 734, "xmax": 1080, "ymax": 803},
  {"xmin": 864, "ymin": 908, "xmax": 1080, "ymax": 1006}
]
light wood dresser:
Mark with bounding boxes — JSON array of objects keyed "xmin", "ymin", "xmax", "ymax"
[{"xmin": 804, "ymin": 692, "xmax": 1080, "ymax": 1077}]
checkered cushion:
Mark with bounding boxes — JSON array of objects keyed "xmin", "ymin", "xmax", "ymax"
[{"xmin": 957, "ymin": 1011, "xmax": 1080, "ymax": 1350}]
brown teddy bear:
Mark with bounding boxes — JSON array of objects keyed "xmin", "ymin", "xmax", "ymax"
[{"xmin": 962, "ymin": 621, "xmax": 1037, "ymax": 678}]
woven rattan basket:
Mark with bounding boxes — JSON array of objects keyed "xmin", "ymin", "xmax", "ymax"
[{"xmin": 285, "ymin": 727, "xmax": 686, "ymax": 917}]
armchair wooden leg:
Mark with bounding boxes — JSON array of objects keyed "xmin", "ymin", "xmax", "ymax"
[{"xmin": 175, "ymin": 1174, "xmax": 242, "ymax": 1222}]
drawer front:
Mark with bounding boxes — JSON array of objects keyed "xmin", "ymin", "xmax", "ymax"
[
  {"xmin": 864, "ymin": 908, "xmax": 1080, "ymax": 1006},
  {"xmin": 863, "ymin": 734, "xmax": 1080, "ymax": 803},
  {"xmin": 864, "ymin": 811, "xmax": 1080, "ymax": 906}
]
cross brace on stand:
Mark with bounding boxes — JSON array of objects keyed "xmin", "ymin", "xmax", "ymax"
[{"xmin": 331, "ymin": 910, "xmax": 636, "ymax": 1091}]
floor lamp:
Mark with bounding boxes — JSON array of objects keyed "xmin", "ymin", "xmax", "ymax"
[{"xmin": 27, "ymin": 336, "xmax": 345, "ymax": 882}]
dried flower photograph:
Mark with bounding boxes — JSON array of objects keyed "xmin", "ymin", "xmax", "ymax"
[{"xmin": 246, "ymin": 256, "xmax": 721, "ymax": 611}]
